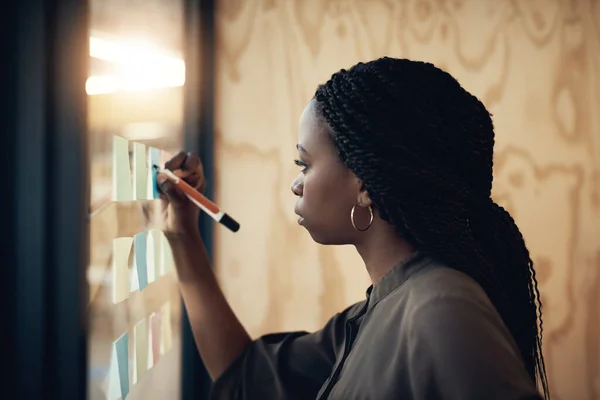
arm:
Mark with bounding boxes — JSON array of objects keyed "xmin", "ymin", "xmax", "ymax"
[
  {"xmin": 166, "ymin": 230, "xmax": 252, "ymax": 381},
  {"xmin": 407, "ymin": 295, "xmax": 543, "ymax": 400},
  {"xmin": 167, "ymin": 231, "xmax": 357, "ymax": 399},
  {"xmin": 210, "ymin": 311, "xmax": 351, "ymax": 400},
  {"xmin": 158, "ymin": 151, "xmax": 349, "ymax": 398},
  {"xmin": 157, "ymin": 151, "xmax": 250, "ymax": 380}
]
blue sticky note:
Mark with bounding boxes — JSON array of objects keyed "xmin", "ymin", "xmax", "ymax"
[
  {"xmin": 147, "ymin": 147, "xmax": 161, "ymax": 199},
  {"xmin": 115, "ymin": 333, "xmax": 130, "ymax": 399},
  {"xmin": 134, "ymin": 232, "xmax": 148, "ymax": 290}
]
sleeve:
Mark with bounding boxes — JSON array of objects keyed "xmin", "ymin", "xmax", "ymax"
[
  {"xmin": 209, "ymin": 303, "xmax": 361, "ymax": 400},
  {"xmin": 406, "ymin": 296, "xmax": 543, "ymax": 400}
]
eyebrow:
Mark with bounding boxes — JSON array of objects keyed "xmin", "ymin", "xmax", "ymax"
[{"xmin": 296, "ymin": 144, "xmax": 308, "ymax": 154}]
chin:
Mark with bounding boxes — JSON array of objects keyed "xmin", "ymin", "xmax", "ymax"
[{"xmin": 305, "ymin": 228, "xmax": 352, "ymax": 246}]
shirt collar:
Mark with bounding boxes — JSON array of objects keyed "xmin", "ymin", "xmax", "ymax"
[{"xmin": 365, "ymin": 251, "xmax": 434, "ymax": 311}]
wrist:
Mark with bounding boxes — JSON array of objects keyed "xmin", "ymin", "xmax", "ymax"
[
  {"xmin": 168, "ymin": 207, "xmax": 200, "ymax": 234},
  {"xmin": 164, "ymin": 223, "xmax": 202, "ymax": 242}
]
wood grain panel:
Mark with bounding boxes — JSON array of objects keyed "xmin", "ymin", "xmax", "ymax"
[{"xmin": 215, "ymin": 1, "xmax": 600, "ymax": 398}]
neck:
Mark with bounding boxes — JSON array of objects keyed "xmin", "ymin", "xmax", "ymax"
[{"xmin": 354, "ymin": 219, "xmax": 415, "ymax": 285}]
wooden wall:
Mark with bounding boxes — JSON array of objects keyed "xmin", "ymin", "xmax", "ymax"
[{"xmin": 213, "ymin": 1, "xmax": 600, "ymax": 399}]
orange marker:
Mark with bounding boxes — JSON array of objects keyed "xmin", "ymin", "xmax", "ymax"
[{"xmin": 155, "ymin": 166, "xmax": 240, "ymax": 232}]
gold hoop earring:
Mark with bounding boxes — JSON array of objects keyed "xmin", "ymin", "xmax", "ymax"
[{"xmin": 351, "ymin": 204, "xmax": 374, "ymax": 232}]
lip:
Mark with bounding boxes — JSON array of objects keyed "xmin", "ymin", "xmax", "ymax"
[{"xmin": 294, "ymin": 209, "xmax": 304, "ymax": 225}]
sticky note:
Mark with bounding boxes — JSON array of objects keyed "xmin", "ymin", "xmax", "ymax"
[
  {"xmin": 146, "ymin": 320, "xmax": 154, "ymax": 369},
  {"xmin": 112, "ymin": 135, "xmax": 133, "ymax": 201},
  {"xmin": 146, "ymin": 237, "xmax": 156, "ymax": 284},
  {"xmin": 161, "ymin": 302, "xmax": 173, "ymax": 355},
  {"xmin": 149, "ymin": 312, "xmax": 162, "ymax": 366},
  {"xmin": 134, "ymin": 232, "xmax": 149, "ymax": 290},
  {"xmin": 116, "ymin": 333, "xmax": 130, "ymax": 398},
  {"xmin": 106, "ymin": 342, "xmax": 121, "ymax": 399},
  {"xmin": 129, "ymin": 262, "xmax": 139, "ymax": 293},
  {"xmin": 147, "ymin": 147, "xmax": 162, "ymax": 199},
  {"xmin": 133, "ymin": 142, "xmax": 148, "ymax": 200},
  {"xmin": 133, "ymin": 319, "xmax": 148, "ymax": 384},
  {"xmin": 147, "ymin": 230, "xmax": 162, "ymax": 284},
  {"xmin": 112, "ymin": 238, "xmax": 133, "ymax": 304},
  {"xmin": 160, "ymin": 233, "xmax": 174, "ymax": 276},
  {"xmin": 107, "ymin": 332, "xmax": 129, "ymax": 400},
  {"xmin": 146, "ymin": 313, "xmax": 155, "ymax": 369}
]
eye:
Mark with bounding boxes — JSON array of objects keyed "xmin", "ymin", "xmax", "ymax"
[{"xmin": 294, "ymin": 159, "xmax": 308, "ymax": 172}]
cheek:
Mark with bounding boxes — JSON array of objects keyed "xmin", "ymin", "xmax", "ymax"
[
  {"xmin": 302, "ymin": 174, "xmax": 335, "ymax": 205},
  {"xmin": 302, "ymin": 171, "xmax": 355, "ymax": 219},
  {"xmin": 302, "ymin": 176, "xmax": 323, "ymax": 201},
  {"xmin": 300, "ymin": 173, "xmax": 358, "ymax": 244}
]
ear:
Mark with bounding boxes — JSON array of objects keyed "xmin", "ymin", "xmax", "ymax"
[{"xmin": 356, "ymin": 180, "xmax": 373, "ymax": 208}]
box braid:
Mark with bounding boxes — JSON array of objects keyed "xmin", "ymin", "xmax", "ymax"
[{"xmin": 314, "ymin": 57, "xmax": 549, "ymax": 398}]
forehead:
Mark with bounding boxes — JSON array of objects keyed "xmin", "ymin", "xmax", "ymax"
[{"xmin": 298, "ymin": 100, "xmax": 332, "ymax": 152}]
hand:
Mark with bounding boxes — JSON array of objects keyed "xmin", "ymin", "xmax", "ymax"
[{"xmin": 157, "ymin": 151, "xmax": 206, "ymax": 235}]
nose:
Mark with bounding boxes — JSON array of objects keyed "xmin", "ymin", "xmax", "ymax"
[{"xmin": 291, "ymin": 180, "xmax": 302, "ymax": 196}]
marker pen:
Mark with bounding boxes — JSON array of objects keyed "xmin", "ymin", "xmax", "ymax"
[{"xmin": 155, "ymin": 166, "xmax": 240, "ymax": 233}]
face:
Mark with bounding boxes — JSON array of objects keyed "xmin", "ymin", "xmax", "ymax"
[{"xmin": 292, "ymin": 100, "xmax": 370, "ymax": 245}]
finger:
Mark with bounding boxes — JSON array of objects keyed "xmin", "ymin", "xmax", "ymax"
[
  {"xmin": 184, "ymin": 176, "xmax": 204, "ymax": 192},
  {"xmin": 157, "ymin": 173, "xmax": 168, "ymax": 186},
  {"xmin": 156, "ymin": 173, "xmax": 172, "ymax": 194},
  {"xmin": 183, "ymin": 173, "xmax": 204, "ymax": 191},
  {"xmin": 164, "ymin": 151, "xmax": 187, "ymax": 171},
  {"xmin": 183, "ymin": 152, "xmax": 202, "ymax": 174},
  {"xmin": 173, "ymin": 166, "xmax": 204, "ymax": 191},
  {"xmin": 173, "ymin": 169, "xmax": 191, "ymax": 179},
  {"xmin": 157, "ymin": 173, "xmax": 186, "ymax": 203}
]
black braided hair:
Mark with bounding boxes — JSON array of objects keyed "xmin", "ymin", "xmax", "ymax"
[{"xmin": 314, "ymin": 57, "xmax": 549, "ymax": 398}]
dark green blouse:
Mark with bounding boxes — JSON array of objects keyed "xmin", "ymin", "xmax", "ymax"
[{"xmin": 210, "ymin": 252, "xmax": 542, "ymax": 400}]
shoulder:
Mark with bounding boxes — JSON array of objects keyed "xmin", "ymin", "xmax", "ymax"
[
  {"xmin": 395, "ymin": 267, "xmax": 539, "ymax": 399},
  {"xmin": 409, "ymin": 263, "xmax": 489, "ymax": 299},
  {"xmin": 381, "ymin": 262, "xmax": 511, "ymax": 342},
  {"xmin": 401, "ymin": 263, "xmax": 497, "ymax": 315},
  {"xmin": 395, "ymin": 264, "xmax": 519, "ymax": 354}
]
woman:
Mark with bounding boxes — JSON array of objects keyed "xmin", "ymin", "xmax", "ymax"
[{"xmin": 158, "ymin": 57, "xmax": 549, "ymax": 399}]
